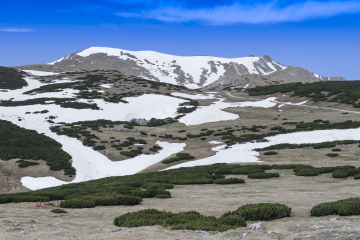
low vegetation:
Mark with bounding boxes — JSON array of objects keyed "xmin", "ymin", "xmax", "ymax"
[
  {"xmin": 0, "ymin": 66, "xmax": 27, "ymax": 89},
  {"xmin": 311, "ymin": 198, "xmax": 360, "ymax": 216},
  {"xmin": 114, "ymin": 202, "xmax": 291, "ymax": 231},
  {"xmin": 247, "ymin": 81, "xmax": 360, "ymax": 108},
  {"xmin": 0, "ymin": 120, "xmax": 75, "ymax": 175}
]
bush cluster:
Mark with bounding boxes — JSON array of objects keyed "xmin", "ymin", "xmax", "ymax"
[
  {"xmin": 293, "ymin": 165, "xmax": 359, "ymax": 178},
  {"xmin": 247, "ymin": 173, "xmax": 280, "ymax": 179},
  {"xmin": 0, "ymin": 66, "xmax": 28, "ymax": 89},
  {"xmin": 162, "ymin": 153, "xmax": 195, "ymax": 164},
  {"xmin": 311, "ymin": 198, "xmax": 360, "ymax": 216},
  {"xmin": 0, "ymin": 120, "xmax": 74, "ymax": 175},
  {"xmin": 114, "ymin": 209, "xmax": 246, "ymax": 232},
  {"xmin": 263, "ymin": 151, "xmax": 278, "ymax": 155},
  {"xmin": 222, "ymin": 203, "xmax": 291, "ymax": 221},
  {"xmin": 247, "ymin": 81, "xmax": 360, "ymax": 108},
  {"xmin": 51, "ymin": 208, "xmax": 67, "ymax": 213},
  {"xmin": 214, "ymin": 178, "xmax": 245, "ymax": 184}
]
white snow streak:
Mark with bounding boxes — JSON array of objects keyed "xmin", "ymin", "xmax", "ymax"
[
  {"xmin": 23, "ymin": 70, "xmax": 60, "ymax": 76},
  {"xmin": 171, "ymin": 92, "xmax": 215, "ymax": 99}
]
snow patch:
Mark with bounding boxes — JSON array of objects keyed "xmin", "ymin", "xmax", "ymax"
[
  {"xmin": 171, "ymin": 92, "xmax": 215, "ymax": 99},
  {"xmin": 166, "ymin": 127, "xmax": 360, "ymax": 170},
  {"xmin": 21, "ymin": 141, "xmax": 185, "ymax": 190},
  {"xmin": 23, "ymin": 70, "xmax": 60, "ymax": 76},
  {"xmin": 179, "ymin": 97, "xmax": 277, "ymax": 126}
]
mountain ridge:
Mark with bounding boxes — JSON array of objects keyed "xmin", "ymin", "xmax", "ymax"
[{"xmin": 45, "ymin": 46, "xmax": 345, "ymax": 89}]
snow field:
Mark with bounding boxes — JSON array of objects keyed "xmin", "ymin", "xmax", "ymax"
[{"xmin": 166, "ymin": 127, "xmax": 360, "ymax": 170}]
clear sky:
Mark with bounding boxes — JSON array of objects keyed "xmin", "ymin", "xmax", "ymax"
[{"xmin": 1, "ymin": 0, "xmax": 359, "ymax": 79}]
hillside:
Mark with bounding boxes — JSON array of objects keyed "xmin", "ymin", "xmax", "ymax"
[{"xmin": 1, "ymin": 68, "xmax": 360, "ymax": 238}]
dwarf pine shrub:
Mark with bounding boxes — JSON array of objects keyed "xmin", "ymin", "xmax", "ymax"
[
  {"xmin": 214, "ymin": 178, "xmax": 245, "ymax": 184},
  {"xmin": 51, "ymin": 208, "xmax": 67, "ymax": 213},
  {"xmin": 114, "ymin": 208, "xmax": 246, "ymax": 231},
  {"xmin": 247, "ymin": 173, "xmax": 280, "ymax": 179},
  {"xmin": 222, "ymin": 203, "xmax": 291, "ymax": 221},
  {"xmin": 332, "ymin": 170, "xmax": 349, "ymax": 178},
  {"xmin": 311, "ymin": 198, "xmax": 360, "ymax": 216}
]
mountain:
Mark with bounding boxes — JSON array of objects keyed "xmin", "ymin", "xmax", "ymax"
[{"xmin": 45, "ymin": 46, "xmax": 345, "ymax": 89}]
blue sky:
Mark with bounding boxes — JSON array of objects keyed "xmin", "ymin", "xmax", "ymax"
[{"xmin": 1, "ymin": 0, "xmax": 359, "ymax": 79}]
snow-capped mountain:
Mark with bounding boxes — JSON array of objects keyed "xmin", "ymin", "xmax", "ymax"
[{"xmin": 47, "ymin": 46, "xmax": 345, "ymax": 89}]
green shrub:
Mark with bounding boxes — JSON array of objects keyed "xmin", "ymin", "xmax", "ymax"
[
  {"xmin": 60, "ymin": 199, "xmax": 96, "ymax": 208},
  {"xmin": 331, "ymin": 148, "xmax": 342, "ymax": 152},
  {"xmin": 223, "ymin": 203, "xmax": 291, "ymax": 221},
  {"xmin": 263, "ymin": 151, "xmax": 278, "ymax": 155},
  {"xmin": 0, "ymin": 67, "xmax": 27, "ymax": 89},
  {"xmin": 0, "ymin": 120, "xmax": 73, "ymax": 175},
  {"xmin": 313, "ymin": 142, "xmax": 336, "ymax": 149},
  {"xmin": 354, "ymin": 174, "xmax": 360, "ymax": 180},
  {"xmin": 18, "ymin": 161, "xmax": 40, "ymax": 168},
  {"xmin": 114, "ymin": 209, "xmax": 246, "ymax": 231},
  {"xmin": 311, "ymin": 198, "xmax": 360, "ymax": 216},
  {"xmin": 326, "ymin": 153, "xmax": 339, "ymax": 157},
  {"xmin": 214, "ymin": 178, "xmax": 245, "ymax": 184},
  {"xmin": 120, "ymin": 151, "xmax": 138, "ymax": 158},
  {"xmin": 162, "ymin": 153, "xmax": 195, "ymax": 164},
  {"xmin": 156, "ymin": 194, "xmax": 171, "ymax": 198},
  {"xmin": 295, "ymin": 169, "xmax": 320, "ymax": 176},
  {"xmin": 218, "ymin": 215, "xmax": 246, "ymax": 227},
  {"xmin": 93, "ymin": 145, "xmax": 106, "ymax": 150},
  {"xmin": 247, "ymin": 173, "xmax": 280, "ymax": 179},
  {"xmin": 0, "ymin": 195, "xmax": 49, "ymax": 204},
  {"xmin": 231, "ymin": 167, "xmax": 264, "ymax": 175},
  {"xmin": 332, "ymin": 170, "xmax": 349, "ymax": 178},
  {"xmin": 141, "ymin": 183, "xmax": 174, "ymax": 190},
  {"xmin": 51, "ymin": 208, "xmax": 67, "ymax": 213}
]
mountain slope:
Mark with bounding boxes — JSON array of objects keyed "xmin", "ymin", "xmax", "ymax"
[{"xmin": 47, "ymin": 46, "xmax": 344, "ymax": 89}]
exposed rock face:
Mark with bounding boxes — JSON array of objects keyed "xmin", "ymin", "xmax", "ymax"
[{"xmin": 46, "ymin": 46, "xmax": 345, "ymax": 89}]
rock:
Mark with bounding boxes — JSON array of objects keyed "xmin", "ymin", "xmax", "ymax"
[
  {"xmin": 250, "ymin": 222, "xmax": 262, "ymax": 230},
  {"xmin": 29, "ymin": 219, "xmax": 40, "ymax": 224},
  {"xmin": 19, "ymin": 229, "xmax": 28, "ymax": 234}
]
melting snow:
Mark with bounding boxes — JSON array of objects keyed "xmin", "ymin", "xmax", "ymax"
[
  {"xmin": 179, "ymin": 97, "xmax": 277, "ymax": 126},
  {"xmin": 165, "ymin": 127, "xmax": 360, "ymax": 170},
  {"xmin": 171, "ymin": 92, "xmax": 215, "ymax": 99},
  {"xmin": 23, "ymin": 70, "xmax": 60, "ymax": 76},
  {"xmin": 0, "ymin": 77, "xmax": 189, "ymax": 190},
  {"xmin": 21, "ymin": 141, "xmax": 185, "ymax": 190}
]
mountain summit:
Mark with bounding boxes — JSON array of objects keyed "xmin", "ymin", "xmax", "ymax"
[{"xmin": 47, "ymin": 46, "xmax": 345, "ymax": 89}]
